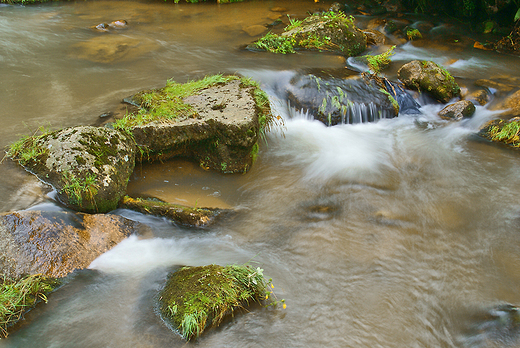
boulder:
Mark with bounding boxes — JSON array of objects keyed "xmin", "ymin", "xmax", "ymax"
[
  {"xmin": 438, "ymin": 100, "xmax": 476, "ymax": 120},
  {"xmin": 397, "ymin": 60, "xmax": 461, "ymax": 103},
  {"xmin": 120, "ymin": 196, "xmax": 232, "ymax": 227},
  {"xmin": 284, "ymin": 69, "xmax": 398, "ymax": 125},
  {"xmin": 0, "ymin": 210, "xmax": 143, "ymax": 279},
  {"xmin": 8, "ymin": 126, "xmax": 135, "ymax": 213},
  {"xmin": 158, "ymin": 264, "xmax": 271, "ymax": 341},
  {"xmin": 116, "ymin": 75, "xmax": 271, "ymax": 173},
  {"xmin": 250, "ymin": 11, "xmax": 367, "ymax": 56},
  {"xmin": 467, "ymin": 89, "xmax": 490, "ymax": 106}
]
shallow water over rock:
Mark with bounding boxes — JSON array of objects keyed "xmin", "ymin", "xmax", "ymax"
[{"xmin": 1, "ymin": 1, "xmax": 520, "ymax": 347}]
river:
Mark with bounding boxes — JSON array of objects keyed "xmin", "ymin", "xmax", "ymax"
[{"xmin": 1, "ymin": 1, "xmax": 520, "ymax": 347}]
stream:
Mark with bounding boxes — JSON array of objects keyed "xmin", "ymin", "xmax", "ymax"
[{"xmin": 1, "ymin": 0, "xmax": 520, "ymax": 347}]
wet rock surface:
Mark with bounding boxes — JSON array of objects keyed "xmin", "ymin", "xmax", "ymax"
[
  {"xmin": 284, "ymin": 69, "xmax": 397, "ymax": 125},
  {"xmin": 398, "ymin": 60, "xmax": 460, "ymax": 103},
  {"xmin": 0, "ymin": 210, "xmax": 143, "ymax": 279},
  {"xmin": 438, "ymin": 100, "xmax": 476, "ymax": 120},
  {"xmin": 121, "ymin": 196, "xmax": 233, "ymax": 228}
]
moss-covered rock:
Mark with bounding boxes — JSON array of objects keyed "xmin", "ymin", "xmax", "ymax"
[
  {"xmin": 397, "ymin": 60, "xmax": 461, "ymax": 103},
  {"xmin": 121, "ymin": 196, "xmax": 232, "ymax": 227},
  {"xmin": 114, "ymin": 75, "xmax": 273, "ymax": 173},
  {"xmin": 0, "ymin": 210, "xmax": 143, "ymax": 279},
  {"xmin": 479, "ymin": 117, "xmax": 520, "ymax": 148},
  {"xmin": 158, "ymin": 264, "xmax": 269, "ymax": 341},
  {"xmin": 7, "ymin": 126, "xmax": 135, "ymax": 213},
  {"xmin": 250, "ymin": 11, "xmax": 367, "ymax": 56}
]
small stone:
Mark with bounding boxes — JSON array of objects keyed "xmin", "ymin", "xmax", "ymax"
[
  {"xmin": 243, "ymin": 25, "xmax": 267, "ymax": 37},
  {"xmin": 438, "ymin": 100, "xmax": 476, "ymax": 121}
]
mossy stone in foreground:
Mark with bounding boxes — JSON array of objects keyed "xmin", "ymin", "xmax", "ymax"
[{"xmin": 158, "ymin": 264, "xmax": 268, "ymax": 341}]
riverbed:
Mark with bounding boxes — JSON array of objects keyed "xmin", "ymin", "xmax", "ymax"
[{"xmin": 1, "ymin": 1, "xmax": 520, "ymax": 347}]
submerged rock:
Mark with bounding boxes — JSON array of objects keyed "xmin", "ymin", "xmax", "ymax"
[
  {"xmin": 462, "ymin": 303, "xmax": 520, "ymax": 347},
  {"xmin": 70, "ymin": 35, "xmax": 158, "ymax": 63},
  {"xmin": 116, "ymin": 75, "xmax": 272, "ymax": 173},
  {"xmin": 120, "ymin": 196, "xmax": 232, "ymax": 227},
  {"xmin": 158, "ymin": 264, "xmax": 270, "ymax": 341},
  {"xmin": 284, "ymin": 69, "xmax": 398, "ymax": 125},
  {"xmin": 438, "ymin": 100, "xmax": 476, "ymax": 120},
  {"xmin": 397, "ymin": 60, "xmax": 461, "ymax": 103},
  {"xmin": 0, "ymin": 210, "xmax": 142, "ymax": 279},
  {"xmin": 493, "ymin": 89, "xmax": 520, "ymax": 117},
  {"xmin": 8, "ymin": 126, "xmax": 135, "ymax": 213}
]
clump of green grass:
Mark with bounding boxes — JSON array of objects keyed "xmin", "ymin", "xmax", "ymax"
[
  {"xmin": 114, "ymin": 74, "xmax": 239, "ymax": 131},
  {"xmin": 488, "ymin": 118, "xmax": 520, "ymax": 147},
  {"xmin": 0, "ymin": 275, "xmax": 58, "ymax": 337},
  {"xmin": 6, "ymin": 126, "xmax": 51, "ymax": 166},
  {"xmin": 60, "ymin": 171, "xmax": 99, "ymax": 207},
  {"xmin": 252, "ymin": 32, "xmax": 296, "ymax": 54},
  {"xmin": 364, "ymin": 45, "xmax": 396, "ymax": 74},
  {"xmin": 159, "ymin": 264, "xmax": 284, "ymax": 341}
]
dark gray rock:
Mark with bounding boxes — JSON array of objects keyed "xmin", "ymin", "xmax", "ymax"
[{"xmin": 438, "ymin": 100, "xmax": 476, "ymax": 120}]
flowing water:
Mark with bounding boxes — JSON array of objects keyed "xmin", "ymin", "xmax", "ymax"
[{"xmin": 1, "ymin": 1, "xmax": 520, "ymax": 347}]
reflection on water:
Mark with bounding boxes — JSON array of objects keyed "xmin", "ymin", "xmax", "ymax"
[{"xmin": 2, "ymin": 0, "xmax": 520, "ymax": 347}]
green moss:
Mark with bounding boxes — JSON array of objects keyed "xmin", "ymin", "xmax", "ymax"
[
  {"xmin": 114, "ymin": 75, "xmax": 239, "ymax": 130},
  {"xmin": 159, "ymin": 264, "xmax": 273, "ymax": 341},
  {"xmin": 0, "ymin": 275, "xmax": 59, "ymax": 337},
  {"xmin": 406, "ymin": 28, "xmax": 422, "ymax": 41},
  {"xmin": 379, "ymin": 88, "xmax": 400, "ymax": 114}
]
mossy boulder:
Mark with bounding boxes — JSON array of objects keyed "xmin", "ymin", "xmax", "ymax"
[
  {"xmin": 114, "ymin": 75, "xmax": 272, "ymax": 173},
  {"xmin": 438, "ymin": 100, "xmax": 476, "ymax": 120},
  {"xmin": 121, "ymin": 196, "xmax": 233, "ymax": 227},
  {"xmin": 0, "ymin": 210, "xmax": 143, "ymax": 279},
  {"xmin": 397, "ymin": 60, "xmax": 461, "ymax": 103},
  {"xmin": 250, "ymin": 11, "xmax": 367, "ymax": 56},
  {"xmin": 479, "ymin": 117, "xmax": 520, "ymax": 148},
  {"xmin": 7, "ymin": 126, "xmax": 135, "ymax": 213},
  {"xmin": 158, "ymin": 264, "xmax": 269, "ymax": 341}
]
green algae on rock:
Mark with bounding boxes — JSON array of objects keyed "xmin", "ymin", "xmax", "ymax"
[
  {"xmin": 121, "ymin": 196, "xmax": 232, "ymax": 227},
  {"xmin": 158, "ymin": 264, "xmax": 270, "ymax": 341},
  {"xmin": 7, "ymin": 126, "xmax": 135, "ymax": 213},
  {"xmin": 250, "ymin": 11, "xmax": 367, "ymax": 56},
  {"xmin": 114, "ymin": 75, "xmax": 274, "ymax": 173},
  {"xmin": 397, "ymin": 60, "xmax": 460, "ymax": 103}
]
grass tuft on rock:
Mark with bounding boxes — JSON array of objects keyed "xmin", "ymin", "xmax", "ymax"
[
  {"xmin": 487, "ymin": 117, "xmax": 520, "ymax": 147},
  {"xmin": 114, "ymin": 74, "xmax": 239, "ymax": 130},
  {"xmin": 6, "ymin": 126, "xmax": 51, "ymax": 167},
  {"xmin": 0, "ymin": 274, "xmax": 58, "ymax": 337},
  {"xmin": 158, "ymin": 264, "xmax": 277, "ymax": 341}
]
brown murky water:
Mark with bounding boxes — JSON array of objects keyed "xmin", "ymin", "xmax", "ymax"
[{"xmin": 1, "ymin": 1, "xmax": 520, "ymax": 347}]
